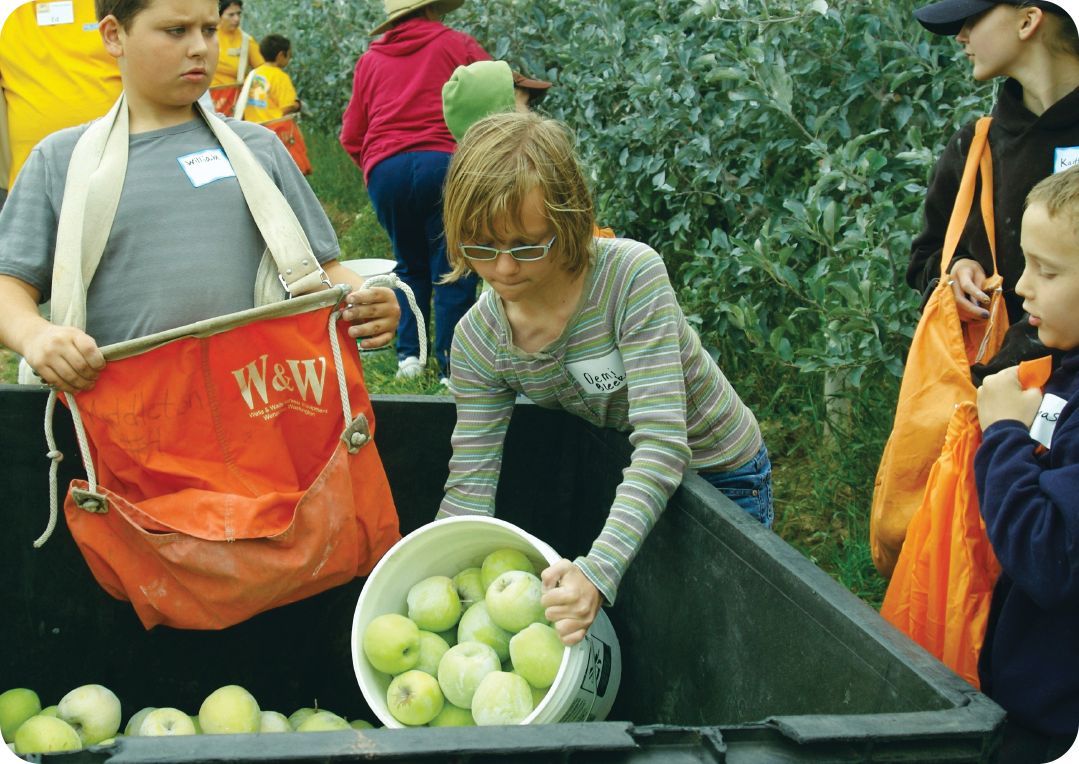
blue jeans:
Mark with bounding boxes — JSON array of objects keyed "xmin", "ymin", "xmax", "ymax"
[
  {"xmin": 367, "ymin": 151, "xmax": 478, "ymax": 377},
  {"xmin": 700, "ymin": 443, "xmax": 774, "ymax": 528}
]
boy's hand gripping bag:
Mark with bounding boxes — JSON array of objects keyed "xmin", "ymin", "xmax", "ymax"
[
  {"xmin": 870, "ymin": 117, "xmax": 1009, "ymax": 577},
  {"xmin": 881, "ymin": 356, "xmax": 1053, "ymax": 688},
  {"xmin": 46, "ymin": 288, "xmax": 401, "ymax": 630}
]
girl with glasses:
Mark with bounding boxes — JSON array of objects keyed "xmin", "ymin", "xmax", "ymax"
[{"xmin": 435, "ymin": 111, "xmax": 772, "ymax": 646}]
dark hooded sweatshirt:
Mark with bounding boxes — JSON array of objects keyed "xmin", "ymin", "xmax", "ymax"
[
  {"xmin": 975, "ymin": 348, "xmax": 1079, "ymax": 740},
  {"xmin": 907, "ymin": 80, "xmax": 1079, "ymax": 323}
]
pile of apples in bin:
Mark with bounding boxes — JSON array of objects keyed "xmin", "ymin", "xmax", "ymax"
[
  {"xmin": 360, "ymin": 547, "xmax": 566, "ymax": 726},
  {"xmin": 0, "ymin": 682, "xmax": 374, "ymax": 755}
]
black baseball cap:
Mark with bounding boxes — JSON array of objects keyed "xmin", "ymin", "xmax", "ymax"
[{"xmin": 913, "ymin": 0, "xmax": 1012, "ymax": 35}]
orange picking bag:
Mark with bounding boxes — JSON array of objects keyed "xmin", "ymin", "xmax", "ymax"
[
  {"xmin": 30, "ymin": 96, "xmax": 407, "ymax": 630},
  {"xmin": 870, "ymin": 117, "xmax": 1009, "ymax": 577},
  {"xmin": 263, "ymin": 115, "xmax": 312, "ymax": 176},
  {"xmin": 42, "ymin": 288, "xmax": 401, "ymax": 630},
  {"xmin": 209, "ymin": 82, "xmax": 242, "ymax": 116},
  {"xmin": 881, "ymin": 356, "xmax": 1053, "ymax": 687}
]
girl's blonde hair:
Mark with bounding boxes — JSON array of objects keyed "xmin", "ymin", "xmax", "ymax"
[{"xmin": 442, "ymin": 111, "xmax": 595, "ymax": 282}]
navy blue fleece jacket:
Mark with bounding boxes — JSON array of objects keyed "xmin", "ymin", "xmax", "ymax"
[{"xmin": 974, "ymin": 349, "xmax": 1079, "ymax": 739}]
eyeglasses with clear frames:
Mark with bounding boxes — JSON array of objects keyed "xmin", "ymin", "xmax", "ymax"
[{"xmin": 459, "ymin": 235, "xmax": 557, "ymax": 262}]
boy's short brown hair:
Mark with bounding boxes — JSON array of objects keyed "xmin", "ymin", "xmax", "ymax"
[
  {"xmin": 1027, "ymin": 164, "xmax": 1079, "ymax": 236},
  {"xmin": 95, "ymin": 0, "xmax": 153, "ymax": 28},
  {"xmin": 441, "ymin": 111, "xmax": 595, "ymax": 282}
]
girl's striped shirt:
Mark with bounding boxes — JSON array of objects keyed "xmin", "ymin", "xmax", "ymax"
[{"xmin": 438, "ymin": 237, "xmax": 762, "ymax": 603}]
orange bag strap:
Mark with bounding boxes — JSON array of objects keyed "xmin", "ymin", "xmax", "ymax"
[{"xmin": 941, "ymin": 117, "xmax": 998, "ymax": 280}]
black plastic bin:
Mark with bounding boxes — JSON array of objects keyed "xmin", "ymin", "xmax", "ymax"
[{"xmin": 0, "ymin": 387, "xmax": 1004, "ymax": 762}]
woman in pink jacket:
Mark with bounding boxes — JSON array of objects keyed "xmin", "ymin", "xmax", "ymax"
[{"xmin": 340, "ymin": 0, "xmax": 490, "ymax": 384}]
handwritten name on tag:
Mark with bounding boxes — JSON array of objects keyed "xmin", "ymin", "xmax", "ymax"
[
  {"xmin": 177, "ymin": 149, "xmax": 236, "ymax": 188},
  {"xmin": 37, "ymin": 1, "xmax": 75, "ymax": 26},
  {"xmin": 1055, "ymin": 146, "xmax": 1079, "ymax": 174},
  {"xmin": 1030, "ymin": 393, "xmax": 1067, "ymax": 449},
  {"xmin": 567, "ymin": 349, "xmax": 627, "ymax": 395}
]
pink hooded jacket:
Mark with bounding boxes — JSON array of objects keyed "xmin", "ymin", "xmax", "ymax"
[{"xmin": 340, "ymin": 17, "xmax": 490, "ymax": 183}]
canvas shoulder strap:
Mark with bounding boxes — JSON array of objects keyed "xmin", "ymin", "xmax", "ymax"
[
  {"xmin": 234, "ymin": 69, "xmax": 257, "ymax": 120},
  {"xmin": 237, "ymin": 30, "xmax": 251, "ymax": 83},
  {"xmin": 50, "ymin": 94, "xmax": 328, "ymax": 331}
]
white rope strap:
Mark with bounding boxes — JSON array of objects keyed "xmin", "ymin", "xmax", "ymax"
[
  {"xmin": 37, "ymin": 391, "xmax": 100, "ymax": 548},
  {"xmin": 361, "ymin": 274, "xmax": 428, "ymax": 369},
  {"xmin": 37, "ymin": 391, "xmax": 63, "ymax": 548}
]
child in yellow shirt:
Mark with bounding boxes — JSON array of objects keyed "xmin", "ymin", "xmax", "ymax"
[{"xmin": 242, "ymin": 34, "xmax": 300, "ymax": 123}]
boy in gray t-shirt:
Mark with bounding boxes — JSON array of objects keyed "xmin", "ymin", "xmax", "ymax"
[{"xmin": 0, "ymin": 0, "xmax": 399, "ymax": 393}]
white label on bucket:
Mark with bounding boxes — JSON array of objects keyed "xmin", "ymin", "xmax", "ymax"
[
  {"xmin": 566, "ymin": 349, "xmax": 626, "ymax": 396},
  {"xmin": 556, "ymin": 631, "xmax": 614, "ymax": 723}
]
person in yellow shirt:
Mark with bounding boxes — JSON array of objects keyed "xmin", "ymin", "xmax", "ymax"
[
  {"xmin": 211, "ymin": 0, "xmax": 263, "ymax": 87},
  {"xmin": 242, "ymin": 34, "xmax": 300, "ymax": 123},
  {"xmin": 0, "ymin": 0, "xmax": 122, "ymax": 190}
]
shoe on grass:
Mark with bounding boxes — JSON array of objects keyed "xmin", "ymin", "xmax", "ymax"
[{"xmin": 396, "ymin": 356, "xmax": 424, "ymax": 379}]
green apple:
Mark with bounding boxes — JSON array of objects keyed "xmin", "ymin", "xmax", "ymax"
[
  {"xmin": 509, "ymin": 623, "xmax": 564, "ymax": 689},
  {"xmin": 452, "ymin": 567, "xmax": 486, "ymax": 607},
  {"xmin": 436, "ymin": 641, "xmax": 500, "ymax": 709},
  {"xmin": 436, "ymin": 627, "xmax": 458, "ymax": 648},
  {"xmin": 407, "ymin": 576, "xmax": 462, "ymax": 632},
  {"xmin": 470, "ymin": 671, "xmax": 534, "ymax": 726},
  {"xmin": 296, "ymin": 710, "xmax": 350, "ymax": 732},
  {"xmin": 486, "ymin": 571, "xmax": 546, "ymax": 633},
  {"xmin": 258, "ymin": 711, "xmax": 292, "ymax": 733},
  {"xmin": 139, "ymin": 707, "xmax": 197, "ymax": 736},
  {"xmin": 39, "ymin": 705, "xmax": 59, "ymax": 718},
  {"xmin": 58, "ymin": 684, "xmax": 122, "ymax": 745},
  {"xmin": 480, "ymin": 548, "xmax": 535, "ymax": 590},
  {"xmin": 0, "ymin": 688, "xmax": 41, "ymax": 742},
  {"xmin": 189, "ymin": 715, "xmax": 202, "ymax": 734},
  {"xmin": 415, "ymin": 631, "xmax": 451, "ymax": 676},
  {"xmin": 349, "ymin": 718, "xmax": 374, "ymax": 730},
  {"xmin": 427, "ymin": 703, "xmax": 475, "ymax": 727},
  {"xmin": 457, "ymin": 602, "xmax": 512, "ymax": 662},
  {"xmin": 198, "ymin": 685, "xmax": 260, "ymax": 735},
  {"xmin": 362, "ymin": 613, "xmax": 421, "ymax": 675},
  {"xmin": 124, "ymin": 707, "xmax": 155, "ymax": 737},
  {"xmin": 287, "ymin": 707, "xmax": 318, "ymax": 729},
  {"xmin": 386, "ymin": 670, "xmax": 444, "ymax": 726},
  {"xmin": 530, "ymin": 684, "xmax": 547, "ymax": 709},
  {"xmin": 13, "ymin": 715, "xmax": 82, "ymax": 754}
]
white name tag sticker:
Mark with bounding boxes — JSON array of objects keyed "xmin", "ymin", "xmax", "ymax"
[
  {"xmin": 1054, "ymin": 146, "xmax": 1079, "ymax": 173},
  {"xmin": 177, "ymin": 149, "xmax": 235, "ymax": 188},
  {"xmin": 567, "ymin": 349, "xmax": 627, "ymax": 395},
  {"xmin": 36, "ymin": 1, "xmax": 75, "ymax": 26},
  {"xmin": 1029, "ymin": 393, "xmax": 1067, "ymax": 449}
]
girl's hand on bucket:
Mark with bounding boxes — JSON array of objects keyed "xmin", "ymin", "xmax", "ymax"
[{"xmin": 540, "ymin": 559, "xmax": 601, "ymax": 646}]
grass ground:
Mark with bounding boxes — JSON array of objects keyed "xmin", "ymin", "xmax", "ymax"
[{"xmin": 0, "ymin": 127, "xmax": 889, "ymax": 609}]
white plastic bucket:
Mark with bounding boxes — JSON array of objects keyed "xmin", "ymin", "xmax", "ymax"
[
  {"xmin": 340, "ymin": 258, "xmax": 396, "ymax": 280},
  {"xmin": 352, "ymin": 516, "xmax": 621, "ymax": 727}
]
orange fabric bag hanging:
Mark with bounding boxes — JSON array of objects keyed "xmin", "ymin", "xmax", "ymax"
[
  {"xmin": 209, "ymin": 83, "xmax": 242, "ymax": 115},
  {"xmin": 870, "ymin": 117, "xmax": 1009, "ymax": 577},
  {"xmin": 263, "ymin": 115, "xmax": 312, "ymax": 176},
  {"xmin": 881, "ymin": 356, "xmax": 1053, "ymax": 687},
  {"xmin": 31, "ymin": 96, "xmax": 407, "ymax": 630},
  {"xmin": 43, "ymin": 289, "xmax": 401, "ymax": 630}
]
